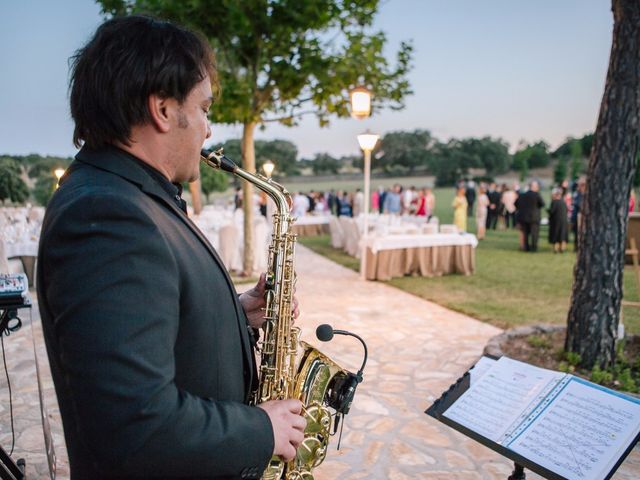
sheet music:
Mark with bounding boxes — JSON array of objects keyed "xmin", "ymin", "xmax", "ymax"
[
  {"xmin": 469, "ymin": 356, "xmax": 497, "ymax": 384},
  {"xmin": 443, "ymin": 357, "xmax": 565, "ymax": 442},
  {"xmin": 507, "ymin": 377, "xmax": 640, "ymax": 480}
]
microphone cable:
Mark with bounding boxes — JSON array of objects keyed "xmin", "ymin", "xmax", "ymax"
[{"xmin": 1, "ymin": 331, "xmax": 16, "ymax": 456}]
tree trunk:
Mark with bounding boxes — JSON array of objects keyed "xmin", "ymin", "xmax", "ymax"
[
  {"xmin": 566, "ymin": 0, "xmax": 640, "ymax": 369},
  {"xmin": 189, "ymin": 179, "xmax": 202, "ymax": 215},
  {"xmin": 241, "ymin": 122, "xmax": 256, "ymax": 276}
]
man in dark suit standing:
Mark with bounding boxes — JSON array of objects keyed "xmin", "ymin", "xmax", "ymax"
[
  {"xmin": 515, "ymin": 181, "xmax": 546, "ymax": 252},
  {"xmin": 37, "ymin": 16, "xmax": 304, "ymax": 479},
  {"xmin": 486, "ymin": 182, "xmax": 501, "ymax": 229}
]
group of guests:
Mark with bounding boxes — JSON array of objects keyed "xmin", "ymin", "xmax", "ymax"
[
  {"xmin": 288, "ymin": 185, "xmax": 437, "ymax": 220},
  {"xmin": 454, "ymin": 178, "xmax": 588, "ymax": 253}
]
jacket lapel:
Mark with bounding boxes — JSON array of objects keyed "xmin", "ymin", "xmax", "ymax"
[{"xmin": 75, "ymin": 147, "xmax": 255, "ymax": 388}]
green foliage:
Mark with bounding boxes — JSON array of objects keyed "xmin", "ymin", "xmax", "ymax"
[
  {"xmin": 512, "ymin": 152, "xmax": 529, "ymax": 182},
  {"xmin": 580, "ymin": 134, "xmax": 594, "ymax": 158},
  {"xmin": 569, "ymin": 141, "xmax": 584, "ymax": 180},
  {"xmin": 553, "ymin": 158, "xmax": 568, "ymax": 185},
  {"xmin": 307, "ymin": 153, "xmax": 341, "ymax": 175},
  {"xmin": 0, "ymin": 157, "xmax": 29, "ymax": 204},
  {"xmin": 527, "ymin": 335, "xmax": 551, "ymax": 350},
  {"xmin": 429, "ymin": 137, "xmax": 509, "ymax": 186},
  {"xmin": 590, "ymin": 365, "xmax": 614, "ymax": 385},
  {"xmin": 513, "ymin": 141, "xmax": 550, "ymax": 170},
  {"xmin": 564, "ymin": 351, "xmax": 582, "ymax": 367},
  {"xmin": 210, "ymin": 138, "xmax": 299, "ymax": 176},
  {"xmin": 102, "ymin": 1, "xmax": 413, "ymax": 131},
  {"xmin": 0, "ymin": 154, "xmax": 72, "ymax": 206},
  {"xmin": 199, "ymin": 163, "xmax": 228, "ymax": 201},
  {"xmin": 33, "ymin": 175, "xmax": 57, "ymax": 206},
  {"xmin": 255, "ymin": 139, "xmax": 299, "ymax": 176},
  {"xmin": 616, "ymin": 368, "xmax": 638, "ymax": 393},
  {"xmin": 377, "ymin": 129, "xmax": 433, "ymax": 173}
]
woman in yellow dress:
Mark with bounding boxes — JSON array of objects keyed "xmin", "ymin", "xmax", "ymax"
[{"xmin": 452, "ymin": 187, "xmax": 468, "ymax": 232}]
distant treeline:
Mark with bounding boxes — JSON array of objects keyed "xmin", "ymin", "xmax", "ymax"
[
  {"xmin": 213, "ymin": 131, "xmax": 595, "ymax": 186},
  {"xmin": 0, "ymin": 132, "xmax": 596, "ymax": 205}
]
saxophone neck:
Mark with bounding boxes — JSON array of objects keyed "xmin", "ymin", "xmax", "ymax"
[{"xmin": 201, "ymin": 148, "xmax": 292, "ymax": 217}]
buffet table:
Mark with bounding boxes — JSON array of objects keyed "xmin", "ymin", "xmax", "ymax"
[
  {"xmin": 292, "ymin": 215, "xmax": 331, "ymax": 236},
  {"xmin": 363, "ymin": 233, "xmax": 478, "ymax": 281}
]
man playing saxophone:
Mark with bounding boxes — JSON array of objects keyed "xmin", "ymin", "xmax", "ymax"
[{"xmin": 37, "ymin": 15, "xmax": 305, "ymax": 479}]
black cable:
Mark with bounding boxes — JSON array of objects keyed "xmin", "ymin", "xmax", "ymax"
[{"xmin": 1, "ymin": 333, "xmax": 15, "ymax": 456}]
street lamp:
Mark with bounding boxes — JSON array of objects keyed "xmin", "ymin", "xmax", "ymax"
[
  {"xmin": 350, "ymin": 86, "xmax": 372, "ymax": 119},
  {"xmin": 54, "ymin": 168, "xmax": 66, "ymax": 189},
  {"xmin": 357, "ymin": 131, "xmax": 379, "ymax": 280},
  {"xmin": 262, "ymin": 160, "xmax": 275, "ymax": 178}
]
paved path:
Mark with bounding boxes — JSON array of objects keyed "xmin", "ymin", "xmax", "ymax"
[{"xmin": 0, "ymin": 244, "xmax": 638, "ymax": 479}]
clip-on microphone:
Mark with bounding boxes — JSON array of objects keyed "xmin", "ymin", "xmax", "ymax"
[
  {"xmin": 316, "ymin": 323, "xmax": 367, "ymax": 416},
  {"xmin": 316, "ymin": 324, "xmax": 367, "ymax": 449}
]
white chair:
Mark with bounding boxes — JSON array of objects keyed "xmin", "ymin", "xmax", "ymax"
[
  {"xmin": 0, "ymin": 240, "xmax": 25, "ymax": 275},
  {"xmin": 218, "ymin": 224, "xmax": 241, "ymax": 272},
  {"xmin": 329, "ymin": 216, "xmax": 344, "ymax": 249},
  {"xmin": 440, "ymin": 224, "xmax": 458, "ymax": 234},
  {"xmin": 253, "ymin": 218, "xmax": 269, "ymax": 273},
  {"xmin": 343, "ymin": 219, "xmax": 361, "ymax": 258}
]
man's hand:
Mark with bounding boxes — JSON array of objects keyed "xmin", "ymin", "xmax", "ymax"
[
  {"xmin": 258, "ymin": 399, "xmax": 307, "ymax": 461},
  {"xmin": 239, "ymin": 273, "xmax": 300, "ymax": 329}
]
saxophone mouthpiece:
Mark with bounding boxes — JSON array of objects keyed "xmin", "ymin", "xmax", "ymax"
[{"xmin": 200, "ymin": 148, "xmax": 237, "ymax": 173}]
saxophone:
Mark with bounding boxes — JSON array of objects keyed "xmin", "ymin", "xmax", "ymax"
[{"xmin": 201, "ymin": 148, "xmax": 361, "ymax": 480}]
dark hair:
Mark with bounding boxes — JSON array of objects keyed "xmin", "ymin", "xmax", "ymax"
[{"xmin": 69, "ymin": 15, "xmax": 217, "ymax": 149}]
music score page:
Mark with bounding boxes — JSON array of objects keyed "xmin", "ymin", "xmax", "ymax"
[
  {"xmin": 443, "ymin": 357, "xmax": 565, "ymax": 443},
  {"xmin": 506, "ymin": 377, "xmax": 640, "ymax": 480}
]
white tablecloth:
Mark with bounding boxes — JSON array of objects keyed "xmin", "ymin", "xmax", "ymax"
[
  {"xmin": 294, "ymin": 215, "xmax": 331, "ymax": 226},
  {"xmin": 363, "ymin": 233, "xmax": 478, "ymax": 254}
]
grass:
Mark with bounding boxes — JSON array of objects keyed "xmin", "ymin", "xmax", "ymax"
[{"xmin": 298, "ymin": 188, "xmax": 640, "ymax": 335}]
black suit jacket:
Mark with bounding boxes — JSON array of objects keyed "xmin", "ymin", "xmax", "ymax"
[
  {"xmin": 36, "ymin": 146, "xmax": 273, "ymax": 479},
  {"xmin": 515, "ymin": 190, "xmax": 545, "ymax": 223}
]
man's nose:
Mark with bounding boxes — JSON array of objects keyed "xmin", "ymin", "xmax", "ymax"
[{"xmin": 206, "ymin": 123, "xmax": 212, "ymax": 139}]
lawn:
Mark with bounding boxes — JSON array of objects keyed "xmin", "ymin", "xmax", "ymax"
[{"xmin": 299, "ymin": 187, "xmax": 640, "ymax": 335}]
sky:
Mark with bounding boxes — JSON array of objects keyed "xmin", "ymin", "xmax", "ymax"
[{"xmin": 0, "ymin": 0, "xmax": 613, "ymax": 160}]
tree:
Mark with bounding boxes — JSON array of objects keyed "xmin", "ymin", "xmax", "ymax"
[
  {"xmin": 512, "ymin": 141, "xmax": 550, "ymax": 179},
  {"xmin": 512, "ymin": 150, "xmax": 529, "ymax": 182},
  {"xmin": 255, "ymin": 140, "xmax": 298, "ymax": 176},
  {"xmin": 309, "ymin": 153, "xmax": 340, "ymax": 175},
  {"xmin": 429, "ymin": 140, "xmax": 475, "ymax": 186},
  {"xmin": 461, "ymin": 137, "xmax": 511, "ymax": 175},
  {"xmin": 199, "ymin": 163, "xmax": 229, "ymax": 203},
  {"xmin": 566, "ymin": 0, "xmax": 640, "ymax": 369},
  {"xmin": 569, "ymin": 141, "xmax": 585, "ymax": 181},
  {"xmin": 553, "ymin": 158, "xmax": 568, "ymax": 186},
  {"xmin": 0, "ymin": 157, "xmax": 29, "ymax": 204},
  {"xmin": 376, "ymin": 129, "xmax": 433, "ymax": 173},
  {"xmin": 100, "ymin": 0, "xmax": 413, "ymax": 275}
]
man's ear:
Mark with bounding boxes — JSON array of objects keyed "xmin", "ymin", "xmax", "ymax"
[{"xmin": 147, "ymin": 94, "xmax": 173, "ymax": 133}]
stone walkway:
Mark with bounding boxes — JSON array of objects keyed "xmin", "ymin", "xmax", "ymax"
[{"xmin": 0, "ymin": 244, "xmax": 638, "ymax": 479}]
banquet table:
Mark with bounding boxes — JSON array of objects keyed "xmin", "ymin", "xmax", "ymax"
[
  {"xmin": 362, "ymin": 233, "xmax": 478, "ymax": 281},
  {"xmin": 5, "ymin": 241, "xmax": 39, "ymax": 286},
  {"xmin": 292, "ymin": 215, "xmax": 330, "ymax": 236}
]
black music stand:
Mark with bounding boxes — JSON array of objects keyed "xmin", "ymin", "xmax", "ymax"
[{"xmin": 0, "ymin": 298, "xmax": 30, "ymax": 480}]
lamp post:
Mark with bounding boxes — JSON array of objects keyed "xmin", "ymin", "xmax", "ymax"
[
  {"xmin": 350, "ymin": 85, "xmax": 375, "ymax": 280},
  {"xmin": 262, "ymin": 160, "xmax": 275, "ymax": 178},
  {"xmin": 357, "ymin": 132, "xmax": 379, "ymax": 280}
]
